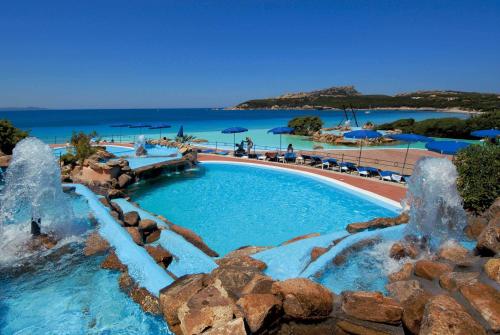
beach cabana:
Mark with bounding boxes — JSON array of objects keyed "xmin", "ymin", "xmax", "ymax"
[
  {"xmin": 425, "ymin": 140, "xmax": 471, "ymax": 156},
  {"xmin": 149, "ymin": 123, "xmax": 171, "ymax": 139},
  {"xmin": 344, "ymin": 130, "xmax": 382, "ymax": 165},
  {"xmin": 267, "ymin": 127, "xmax": 294, "ymax": 153},
  {"xmin": 109, "ymin": 123, "xmax": 132, "ymax": 142},
  {"xmin": 221, "ymin": 127, "xmax": 248, "ymax": 153},
  {"xmin": 387, "ymin": 133, "xmax": 433, "ymax": 174}
]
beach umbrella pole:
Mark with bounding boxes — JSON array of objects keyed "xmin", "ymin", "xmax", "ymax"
[
  {"xmin": 401, "ymin": 142, "xmax": 410, "ymax": 174},
  {"xmin": 233, "ymin": 133, "xmax": 236, "ymax": 153},
  {"xmin": 358, "ymin": 140, "xmax": 363, "ymax": 166},
  {"xmin": 279, "ymin": 134, "xmax": 282, "ymax": 154}
]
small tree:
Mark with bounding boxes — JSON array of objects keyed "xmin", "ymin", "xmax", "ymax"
[
  {"xmin": 0, "ymin": 119, "xmax": 29, "ymax": 154},
  {"xmin": 176, "ymin": 134, "xmax": 196, "ymax": 144},
  {"xmin": 70, "ymin": 131, "xmax": 98, "ymax": 166},
  {"xmin": 455, "ymin": 144, "xmax": 500, "ymax": 213},
  {"xmin": 288, "ymin": 116, "xmax": 323, "ymax": 136}
]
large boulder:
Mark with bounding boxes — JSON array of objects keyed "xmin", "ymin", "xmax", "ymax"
[
  {"xmin": 240, "ymin": 273, "xmax": 275, "ymax": 295},
  {"xmin": 389, "ymin": 242, "xmax": 419, "ymax": 260},
  {"xmin": 117, "ymin": 173, "xmax": 132, "ymax": 188},
  {"xmin": 420, "ymin": 295, "xmax": 486, "ymax": 335},
  {"xmin": 459, "ymin": 282, "xmax": 500, "ymax": 332},
  {"xmin": 388, "ymin": 262, "xmax": 414, "ymax": 282},
  {"xmin": 101, "ymin": 250, "xmax": 127, "ymax": 271},
  {"xmin": 310, "ymin": 247, "xmax": 328, "ymax": 262},
  {"xmin": 476, "ymin": 218, "xmax": 500, "ymax": 256},
  {"xmin": 401, "ymin": 289, "xmax": 432, "ymax": 335},
  {"xmin": 130, "ymin": 286, "xmax": 161, "ymax": 315},
  {"xmin": 159, "ymin": 274, "xmax": 207, "ymax": 332},
  {"xmin": 138, "ymin": 219, "xmax": 158, "ymax": 232},
  {"xmin": 215, "ymin": 255, "xmax": 267, "ymax": 271},
  {"xmin": 170, "ymin": 224, "xmax": 219, "ymax": 257},
  {"xmin": 414, "ymin": 260, "xmax": 452, "ymax": 280},
  {"xmin": 346, "ymin": 212, "xmax": 409, "ymax": 233},
  {"xmin": 126, "ymin": 227, "xmax": 144, "ymax": 246},
  {"xmin": 272, "ymin": 278, "xmax": 334, "ymax": 320},
  {"xmin": 210, "ymin": 265, "xmax": 261, "ymax": 300},
  {"xmin": 386, "ymin": 280, "xmax": 422, "ymax": 304},
  {"xmin": 110, "ymin": 201, "xmax": 124, "ymax": 220},
  {"xmin": 202, "ymin": 318, "xmax": 247, "ymax": 335},
  {"xmin": 177, "ymin": 279, "xmax": 237, "ymax": 335},
  {"xmin": 83, "ymin": 232, "xmax": 110, "ymax": 256},
  {"xmin": 484, "ymin": 258, "xmax": 500, "ymax": 283},
  {"xmin": 236, "ymin": 293, "xmax": 282, "ymax": 333},
  {"xmin": 341, "ymin": 291, "xmax": 403, "ymax": 325},
  {"xmin": 437, "ymin": 241, "xmax": 474, "ymax": 266},
  {"xmin": 145, "ymin": 245, "xmax": 173, "ymax": 269},
  {"xmin": 438, "ymin": 271, "xmax": 479, "ymax": 291},
  {"xmin": 123, "ymin": 211, "xmax": 140, "ymax": 227},
  {"xmin": 465, "ymin": 215, "xmax": 488, "ymax": 240}
]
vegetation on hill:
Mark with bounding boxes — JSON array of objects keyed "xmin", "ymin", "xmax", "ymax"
[
  {"xmin": 235, "ymin": 86, "xmax": 500, "ymax": 112},
  {"xmin": 287, "ymin": 116, "xmax": 323, "ymax": 136},
  {"xmin": 455, "ymin": 144, "xmax": 500, "ymax": 213},
  {"xmin": 0, "ymin": 119, "xmax": 29, "ymax": 154},
  {"xmin": 376, "ymin": 111, "xmax": 500, "ymax": 139}
]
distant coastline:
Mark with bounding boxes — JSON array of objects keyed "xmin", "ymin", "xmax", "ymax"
[{"xmin": 227, "ymin": 106, "xmax": 482, "ymax": 115}]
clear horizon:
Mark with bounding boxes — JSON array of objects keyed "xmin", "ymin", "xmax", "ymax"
[{"xmin": 1, "ymin": 0, "xmax": 499, "ymax": 109}]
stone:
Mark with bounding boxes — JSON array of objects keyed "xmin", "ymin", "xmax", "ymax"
[
  {"xmin": 145, "ymin": 229, "xmax": 161, "ymax": 243},
  {"xmin": 159, "ymin": 274, "xmax": 207, "ymax": 330},
  {"xmin": 210, "ymin": 266, "xmax": 261, "ymax": 300},
  {"xmin": 177, "ymin": 279, "xmax": 237, "ymax": 335},
  {"xmin": 98, "ymin": 197, "xmax": 111, "ymax": 208},
  {"xmin": 388, "ymin": 263, "xmax": 414, "ymax": 282},
  {"xmin": 414, "ymin": 260, "xmax": 452, "ymax": 280},
  {"xmin": 241, "ymin": 273, "xmax": 275, "ymax": 295},
  {"xmin": 202, "ymin": 317, "xmax": 247, "ymax": 335},
  {"xmin": 437, "ymin": 241, "xmax": 472, "ymax": 265},
  {"xmin": 439, "ymin": 271, "xmax": 479, "ymax": 291},
  {"xmin": 108, "ymin": 188, "xmax": 125, "ymax": 199},
  {"xmin": 484, "ymin": 258, "xmax": 500, "ymax": 282},
  {"xmin": 476, "ymin": 218, "xmax": 500, "ymax": 256},
  {"xmin": 460, "ymin": 282, "xmax": 500, "ymax": 332},
  {"xmin": 465, "ymin": 215, "xmax": 488, "ymax": 239},
  {"xmin": 126, "ymin": 227, "xmax": 144, "ymax": 246},
  {"xmin": 117, "ymin": 173, "xmax": 132, "ymax": 188},
  {"xmin": 170, "ymin": 224, "xmax": 219, "ymax": 257},
  {"xmin": 138, "ymin": 219, "xmax": 157, "ymax": 232},
  {"xmin": 272, "ymin": 278, "xmax": 333, "ymax": 320},
  {"xmin": 386, "ymin": 280, "xmax": 422, "ymax": 303},
  {"xmin": 311, "ymin": 247, "xmax": 328, "ymax": 262},
  {"xmin": 223, "ymin": 246, "xmax": 269, "ymax": 259},
  {"xmin": 118, "ymin": 271, "xmax": 135, "ymax": 293},
  {"xmin": 402, "ymin": 290, "xmax": 432, "ymax": 335},
  {"xmin": 110, "ymin": 201, "xmax": 124, "ymax": 220},
  {"xmin": 341, "ymin": 291, "xmax": 403, "ymax": 325},
  {"xmin": 346, "ymin": 212, "xmax": 409, "ymax": 233},
  {"xmin": 123, "ymin": 211, "xmax": 140, "ymax": 227},
  {"xmin": 130, "ymin": 286, "xmax": 161, "ymax": 315},
  {"xmin": 335, "ymin": 320, "xmax": 395, "ymax": 335},
  {"xmin": 101, "ymin": 250, "xmax": 127, "ymax": 271},
  {"xmin": 484, "ymin": 198, "xmax": 500, "ymax": 222},
  {"xmin": 237, "ymin": 293, "xmax": 282, "ymax": 333},
  {"xmin": 281, "ymin": 233, "xmax": 320, "ymax": 245},
  {"xmin": 215, "ymin": 255, "xmax": 267, "ymax": 271},
  {"xmin": 145, "ymin": 245, "xmax": 173, "ymax": 269},
  {"xmin": 83, "ymin": 232, "xmax": 110, "ymax": 256},
  {"xmin": 420, "ymin": 295, "xmax": 486, "ymax": 335},
  {"xmin": 389, "ymin": 242, "xmax": 418, "ymax": 260}
]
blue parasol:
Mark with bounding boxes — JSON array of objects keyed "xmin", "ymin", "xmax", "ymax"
[
  {"xmin": 221, "ymin": 127, "xmax": 248, "ymax": 153},
  {"xmin": 268, "ymin": 127, "xmax": 294, "ymax": 153},
  {"xmin": 470, "ymin": 129, "xmax": 500, "ymax": 139},
  {"xmin": 109, "ymin": 123, "xmax": 133, "ymax": 142},
  {"xmin": 149, "ymin": 123, "xmax": 171, "ymax": 139},
  {"xmin": 344, "ymin": 130, "xmax": 383, "ymax": 165},
  {"xmin": 425, "ymin": 140, "xmax": 471, "ymax": 155},
  {"xmin": 387, "ymin": 133, "xmax": 434, "ymax": 174}
]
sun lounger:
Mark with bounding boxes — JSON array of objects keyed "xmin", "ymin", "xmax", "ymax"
[
  {"xmin": 284, "ymin": 152, "xmax": 297, "ymax": 163},
  {"xmin": 356, "ymin": 166, "xmax": 379, "ymax": 177},
  {"xmin": 339, "ymin": 162, "xmax": 357, "ymax": 173},
  {"xmin": 379, "ymin": 170, "xmax": 402, "ymax": 182},
  {"xmin": 321, "ymin": 158, "xmax": 338, "ymax": 169},
  {"xmin": 309, "ymin": 155, "xmax": 324, "ymax": 167},
  {"xmin": 215, "ymin": 151, "xmax": 229, "ymax": 156},
  {"xmin": 265, "ymin": 152, "xmax": 279, "ymax": 161},
  {"xmin": 200, "ymin": 149, "xmax": 215, "ymax": 154}
]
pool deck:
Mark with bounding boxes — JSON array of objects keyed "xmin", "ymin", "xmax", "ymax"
[{"xmin": 198, "ymin": 154, "xmax": 408, "ymax": 203}]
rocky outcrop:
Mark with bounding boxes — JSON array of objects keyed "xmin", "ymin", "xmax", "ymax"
[
  {"xmin": 437, "ymin": 241, "xmax": 474, "ymax": 266},
  {"xmin": 438, "ymin": 271, "xmax": 479, "ymax": 291},
  {"xmin": 236, "ymin": 294, "xmax": 282, "ymax": 333},
  {"xmin": 388, "ymin": 263, "xmax": 414, "ymax": 282},
  {"xmin": 420, "ymin": 295, "xmax": 486, "ymax": 335},
  {"xmin": 101, "ymin": 250, "xmax": 127, "ymax": 271},
  {"xmin": 389, "ymin": 241, "xmax": 419, "ymax": 260},
  {"xmin": 126, "ymin": 227, "xmax": 144, "ymax": 246},
  {"xmin": 341, "ymin": 291, "xmax": 403, "ymax": 325},
  {"xmin": 123, "ymin": 211, "xmax": 140, "ymax": 227},
  {"xmin": 170, "ymin": 224, "xmax": 219, "ymax": 257},
  {"xmin": 401, "ymin": 289, "xmax": 432, "ymax": 335},
  {"xmin": 346, "ymin": 212, "xmax": 409, "ymax": 233},
  {"xmin": 145, "ymin": 245, "xmax": 173, "ymax": 269},
  {"xmin": 386, "ymin": 280, "xmax": 422, "ymax": 304},
  {"xmin": 476, "ymin": 217, "xmax": 500, "ymax": 256}
]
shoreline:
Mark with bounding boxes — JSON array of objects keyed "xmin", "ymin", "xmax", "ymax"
[{"xmin": 227, "ymin": 106, "xmax": 481, "ymax": 114}]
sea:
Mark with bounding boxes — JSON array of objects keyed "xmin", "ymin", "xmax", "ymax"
[{"xmin": 0, "ymin": 108, "xmax": 470, "ymax": 150}]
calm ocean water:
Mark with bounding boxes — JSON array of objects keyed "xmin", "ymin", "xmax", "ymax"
[{"xmin": 0, "ymin": 108, "xmax": 469, "ymax": 150}]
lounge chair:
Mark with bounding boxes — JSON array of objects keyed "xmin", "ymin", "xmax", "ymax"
[
  {"xmin": 379, "ymin": 170, "xmax": 401, "ymax": 182},
  {"xmin": 356, "ymin": 166, "xmax": 379, "ymax": 177},
  {"xmin": 309, "ymin": 155, "xmax": 324, "ymax": 167},
  {"xmin": 215, "ymin": 151, "xmax": 229, "ymax": 156},
  {"xmin": 284, "ymin": 152, "xmax": 297, "ymax": 163},
  {"xmin": 339, "ymin": 162, "xmax": 357, "ymax": 173},
  {"xmin": 321, "ymin": 158, "xmax": 338, "ymax": 170},
  {"xmin": 265, "ymin": 152, "xmax": 279, "ymax": 161},
  {"xmin": 200, "ymin": 149, "xmax": 215, "ymax": 154}
]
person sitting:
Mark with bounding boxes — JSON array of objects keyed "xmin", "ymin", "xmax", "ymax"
[
  {"xmin": 287, "ymin": 144, "xmax": 294, "ymax": 153},
  {"xmin": 234, "ymin": 141, "xmax": 246, "ymax": 156}
]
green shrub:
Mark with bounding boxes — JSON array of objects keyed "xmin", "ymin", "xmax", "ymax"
[
  {"xmin": 288, "ymin": 116, "xmax": 324, "ymax": 136},
  {"xmin": 0, "ymin": 119, "xmax": 29, "ymax": 154},
  {"xmin": 59, "ymin": 152, "xmax": 78, "ymax": 165},
  {"xmin": 455, "ymin": 144, "xmax": 500, "ymax": 213},
  {"xmin": 376, "ymin": 118, "xmax": 415, "ymax": 130},
  {"xmin": 70, "ymin": 131, "xmax": 98, "ymax": 166}
]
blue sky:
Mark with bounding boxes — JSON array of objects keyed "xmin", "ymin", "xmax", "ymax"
[{"xmin": 1, "ymin": 0, "xmax": 499, "ymax": 108}]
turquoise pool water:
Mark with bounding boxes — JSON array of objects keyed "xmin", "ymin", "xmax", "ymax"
[
  {"xmin": 0, "ymin": 195, "xmax": 170, "ymax": 334},
  {"xmin": 129, "ymin": 162, "xmax": 399, "ymax": 255}
]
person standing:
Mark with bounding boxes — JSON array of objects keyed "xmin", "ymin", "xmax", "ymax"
[{"xmin": 246, "ymin": 137, "xmax": 254, "ymax": 155}]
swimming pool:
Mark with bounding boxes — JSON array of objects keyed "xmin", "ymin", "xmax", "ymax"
[
  {"xmin": 0, "ymin": 194, "xmax": 170, "ymax": 334},
  {"xmin": 128, "ymin": 162, "xmax": 400, "ymax": 255}
]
